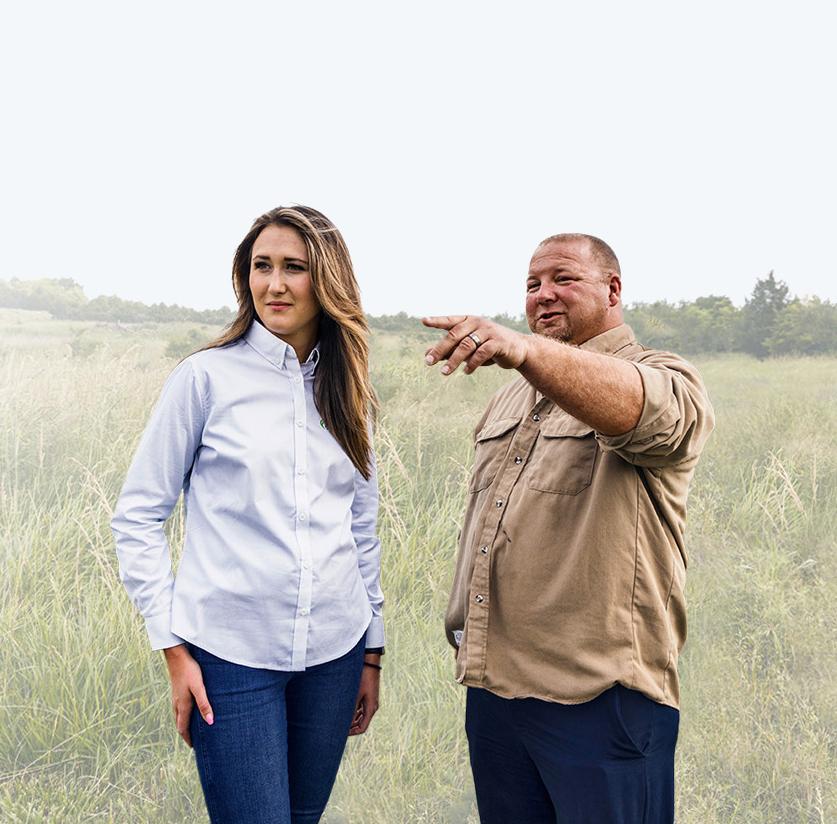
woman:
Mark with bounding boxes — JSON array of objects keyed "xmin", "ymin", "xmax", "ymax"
[{"xmin": 111, "ymin": 205, "xmax": 384, "ymax": 824}]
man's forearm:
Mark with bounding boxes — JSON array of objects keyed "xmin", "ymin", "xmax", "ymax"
[{"xmin": 518, "ymin": 334, "xmax": 643, "ymax": 436}]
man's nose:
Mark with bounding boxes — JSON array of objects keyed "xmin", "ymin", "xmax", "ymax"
[{"xmin": 535, "ymin": 284, "xmax": 558, "ymax": 304}]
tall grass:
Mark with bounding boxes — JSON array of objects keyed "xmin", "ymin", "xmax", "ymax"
[{"xmin": 1, "ymin": 320, "xmax": 834, "ymax": 823}]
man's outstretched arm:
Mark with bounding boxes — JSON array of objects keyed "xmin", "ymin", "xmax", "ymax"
[{"xmin": 423, "ymin": 315, "xmax": 642, "ymax": 437}]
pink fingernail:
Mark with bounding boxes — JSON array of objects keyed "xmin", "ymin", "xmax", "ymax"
[
  {"xmin": 206, "ymin": 714, "xmax": 214, "ymax": 725},
  {"xmin": 441, "ymin": 365, "xmax": 450, "ymax": 375},
  {"xmin": 425, "ymin": 355, "xmax": 435, "ymax": 365}
]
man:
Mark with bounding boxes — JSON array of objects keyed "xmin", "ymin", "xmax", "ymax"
[{"xmin": 423, "ymin": 234, "xmax": 714, "ymax": 824}]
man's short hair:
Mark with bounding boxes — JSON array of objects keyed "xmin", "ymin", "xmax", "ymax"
[{"xmin": 536, "ymin": 233, "xmax": 621, "ymax": 276}]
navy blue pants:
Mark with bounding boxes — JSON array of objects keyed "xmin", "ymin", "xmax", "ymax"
[
  {"xmin": 466, "ymin": 685, "xmax": 679, "ymax": 824},
  {"xmin": 186, "ymin": 636, "xmax": 365, "ymax": 824}
]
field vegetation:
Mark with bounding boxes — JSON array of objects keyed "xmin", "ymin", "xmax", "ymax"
[{"xmin": 1, "ymin": 310, "xmax": 834, "ymax": 822}]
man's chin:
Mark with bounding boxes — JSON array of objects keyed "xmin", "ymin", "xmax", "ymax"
[{"xmin": 534, "ymin": 324, "xmax": 572, "ymax": 343}]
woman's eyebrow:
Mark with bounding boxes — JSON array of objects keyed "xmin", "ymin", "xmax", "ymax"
[{"xmin": 252, "ymin": 254, "xmax": 309, "ymax": 264}]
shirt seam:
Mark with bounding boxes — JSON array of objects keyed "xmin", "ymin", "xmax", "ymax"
[
  {"xmin": 189, "ymin": 359, "xmax": 209, "ymax": 420},
  {"xmin": 628, "ymin": 469, "xmax": 640, "ymax": 692}
]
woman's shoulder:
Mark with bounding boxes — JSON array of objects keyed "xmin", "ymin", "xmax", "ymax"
[
  {"xmin": 168, "ymin": 339, "xmax": 246, "ymax": 390},
  {"xmin": 184, "ymin": 338, "xmax": 246, "ymax": 369}
]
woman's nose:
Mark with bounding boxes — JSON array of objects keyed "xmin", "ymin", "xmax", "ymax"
[{"xmin": 268, "ymin": 270, "xmax": 287, "ymax": 293}]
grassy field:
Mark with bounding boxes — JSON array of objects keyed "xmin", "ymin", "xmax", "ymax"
[{"xmin": 1, "ymin": 309, "xmax": 835, "ymax": 823}]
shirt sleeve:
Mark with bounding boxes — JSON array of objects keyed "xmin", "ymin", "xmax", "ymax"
[
  {"xmin": 595, "ymin": 351, "xmax": 715, "ymax": 468},
  {"xmin": 110, "ymin": 358, "xmax": 206, "ymax": 650},
  {"xmin": 351, "ymin": 449, "xmax": 385, "ymax": 648}
]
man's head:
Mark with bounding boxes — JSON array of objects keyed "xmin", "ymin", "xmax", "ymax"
[{"xmin": 525, "ymin": 233, "xmax": 623, "ymax": 345}]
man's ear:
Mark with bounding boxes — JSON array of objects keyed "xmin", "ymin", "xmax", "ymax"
[{"xmin": 607, "ymin": 273, "xmax": 622, "ymax": 306}]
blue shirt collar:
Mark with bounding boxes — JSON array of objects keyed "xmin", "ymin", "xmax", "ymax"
[{"xmin": 244, "ymin": 318, "xmax": 320, "ymax": 372}]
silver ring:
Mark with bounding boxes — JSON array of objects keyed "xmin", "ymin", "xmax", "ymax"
[{"xmin": 467, "ymin": 332, "xmax": 482, "ymax": 347}]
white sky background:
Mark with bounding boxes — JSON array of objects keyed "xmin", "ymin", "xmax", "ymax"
[{"xmin": 1, "ymin": 2, "xmax": 834, "ymax": 316}]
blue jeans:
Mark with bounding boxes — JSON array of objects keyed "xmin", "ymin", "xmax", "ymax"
[
  {"xmin": 466, "ymin": 684, "xmax": 680, "ymax": 824},
  {"xmin": 187, "ymin": 636, "xmax": 365, "ymax": 824}
]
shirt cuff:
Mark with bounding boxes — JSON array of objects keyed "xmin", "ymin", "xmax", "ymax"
[
  {"xmin": 365, "ymin": 614, "xmax": 385, "ymax": 648},
  {"xmin": 596, "ymin": 361, "xmax": 680, "ymax": 451},
  {"xmin": 145, "ymin": 612, "xmax": 186, "ymax": 650}
]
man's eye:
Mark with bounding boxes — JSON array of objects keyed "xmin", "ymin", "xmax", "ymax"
[{"xmin": 526, "ymin": 283, "xmax": 539, "ymax": 292}]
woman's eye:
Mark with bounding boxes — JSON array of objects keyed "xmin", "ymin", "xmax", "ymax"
[
  {"xmin": 287, "ymin": 263, "xmax": 305, "ymax": 272},
  {"xmin": 254, "ymin": 261, "xmax": 270, "ymax": 271}
]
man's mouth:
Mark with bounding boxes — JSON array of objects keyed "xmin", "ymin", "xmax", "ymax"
[{"xmin": 539, "ymin": 311, "xmax": 563, "ymax": 322}]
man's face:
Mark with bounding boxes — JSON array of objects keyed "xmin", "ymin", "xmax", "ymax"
[{"xmin": 525, "ymin": 239, "xmax": 619, "ymax": 345}]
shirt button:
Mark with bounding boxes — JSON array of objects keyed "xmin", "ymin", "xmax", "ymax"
[
  {"xmin": 495, "ymin": 499, "xmax": 503, "ymax": 508},
  {"xmin": 296, "ymin": 420, "xmax": 303, "ymax": 428},
  {"xmin": 300, "ymin": 607, "xmax": 309, "ymax": 615},
  {"xmin": 303, "ymin": 561, "xmax": 311, "ymax": 570},
  {"xmin": 480, "ymin": 546, "xmax": 489, "ymax": 555},
  {"xmin": 514, "ymin": 456, "xmax": 522, "ymax": 464},
  {"xmin": 297, "ymin": 468, "xmax": 306, "ymax": 475},
  {"xmin": 532, "ymin": 413, "xmax": 541, "ymax": 422},
  {"xmin": 474, "ymin": 594, "xmax": 485, "ymax": 604},
  {"xmin": 293, "ymin": 376, "xmax": 301, "ymax": 384},
  {"xmin": 298, "ymin": 513, "xmax": 306, "ymax": 521}
]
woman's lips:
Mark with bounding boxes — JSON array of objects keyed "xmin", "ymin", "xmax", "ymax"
[{"xmin": 267, "ymin": 304, "xmax": 292, "ymax": 311}]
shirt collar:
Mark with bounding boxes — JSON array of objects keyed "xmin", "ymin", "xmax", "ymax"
[
  {"xmin": 302, "ymin": 343, "xmax": 321, "ymax": 375},
  {"xmin": 577, "ymin": 323, "xmax": 636, "ymax": 356},
  {"xmin": 244, "ymin": 319, "xmax": 321, "ymax": 372}
]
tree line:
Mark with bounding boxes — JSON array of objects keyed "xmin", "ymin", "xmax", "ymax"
[
  {"xmin": 0, "ymin": 278, "xmax": 234, "ymax": 326},
  {"xmin": 2, "ymin": 273, "xmax": 835, "ymax": 358}
]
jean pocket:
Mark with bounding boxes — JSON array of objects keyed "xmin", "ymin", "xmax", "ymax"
[
  {"xmin": 612, "ymin": 685, "xmax": 655, "ymax": 756},
  {"xmin": 185, "ymin": 643, "xmax": 224, "ymax": 666}
]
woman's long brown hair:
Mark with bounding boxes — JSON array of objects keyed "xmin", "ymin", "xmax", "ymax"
[{"xmin": 193, "ymin": 205, "xmax": 378, "ymax": 479}]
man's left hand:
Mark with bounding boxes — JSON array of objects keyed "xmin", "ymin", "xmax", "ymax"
[{"xmin": 422, "ymin": 315, "xmax": 529, "ymax": 375}]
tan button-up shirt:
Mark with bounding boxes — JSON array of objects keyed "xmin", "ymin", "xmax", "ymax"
[{"xmin": 445, "ymin": 324, "xmax": 714, "ymax": 709}]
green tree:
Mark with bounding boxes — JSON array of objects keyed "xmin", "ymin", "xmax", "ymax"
[
  {"xmin": 765, "ymin": 297, "xmax": 837, "ymax": 355},
  {"xmin": 737, "ymin": 271, "xmax": 790, "ymax": 359}
]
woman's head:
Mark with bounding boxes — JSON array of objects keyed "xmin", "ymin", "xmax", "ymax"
[
  {"xmin": 200, "ymin": 205, "xmax": 378, "ymax": 478},
  {"xmin": 232, "ymin": 206, "xmax": 365, "ymax": 350}
]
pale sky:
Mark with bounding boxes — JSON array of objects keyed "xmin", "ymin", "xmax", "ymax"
[{"xmin": 2, "ymin": 2, "xmax": 834, "ymax": 316}]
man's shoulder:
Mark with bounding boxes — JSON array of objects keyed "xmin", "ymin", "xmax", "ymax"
[{"xmin": 621, "ymin": 339, "xmax": 705, "ymax": 382}]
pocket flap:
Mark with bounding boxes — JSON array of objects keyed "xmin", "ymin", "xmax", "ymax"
[
  {"xmin": 475, "ymin": 416, "xmax": 521, "ymax": 443},
  {"xmin": 541, "ymin": 415, "xmax": 594, "ymax": 439}
]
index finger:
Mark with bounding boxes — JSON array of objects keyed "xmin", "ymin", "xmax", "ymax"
[{"xmin": 421, "ymin": 315, "xmax": 468, "ymax": 330}]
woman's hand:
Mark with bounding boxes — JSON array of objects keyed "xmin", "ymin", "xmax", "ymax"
[
  {"xmin": 349, "ymin": 656, "xmax": 380, "ymax": 736},
  {"xmin": 163, "ymin": 644, "xmax": 214, "ymax": 748}
]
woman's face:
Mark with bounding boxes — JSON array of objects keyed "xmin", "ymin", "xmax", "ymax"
[{"xmin": 249, "ymin": 224, "xmax": 321, "ymax": 357}]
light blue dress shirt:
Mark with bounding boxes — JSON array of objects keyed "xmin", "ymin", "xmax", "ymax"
[{"xmin": 110, "ymin": 318, "xmax": 384, "ymax": 670}]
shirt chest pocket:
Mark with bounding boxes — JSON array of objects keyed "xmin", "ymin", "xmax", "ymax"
[
  {"xmin": 527, "ymin": 416, "xmax": 598, "ymax": 495},
  {"xmin": 469, "ymin": 416, "xmax": 521, "ymax": 493}
]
